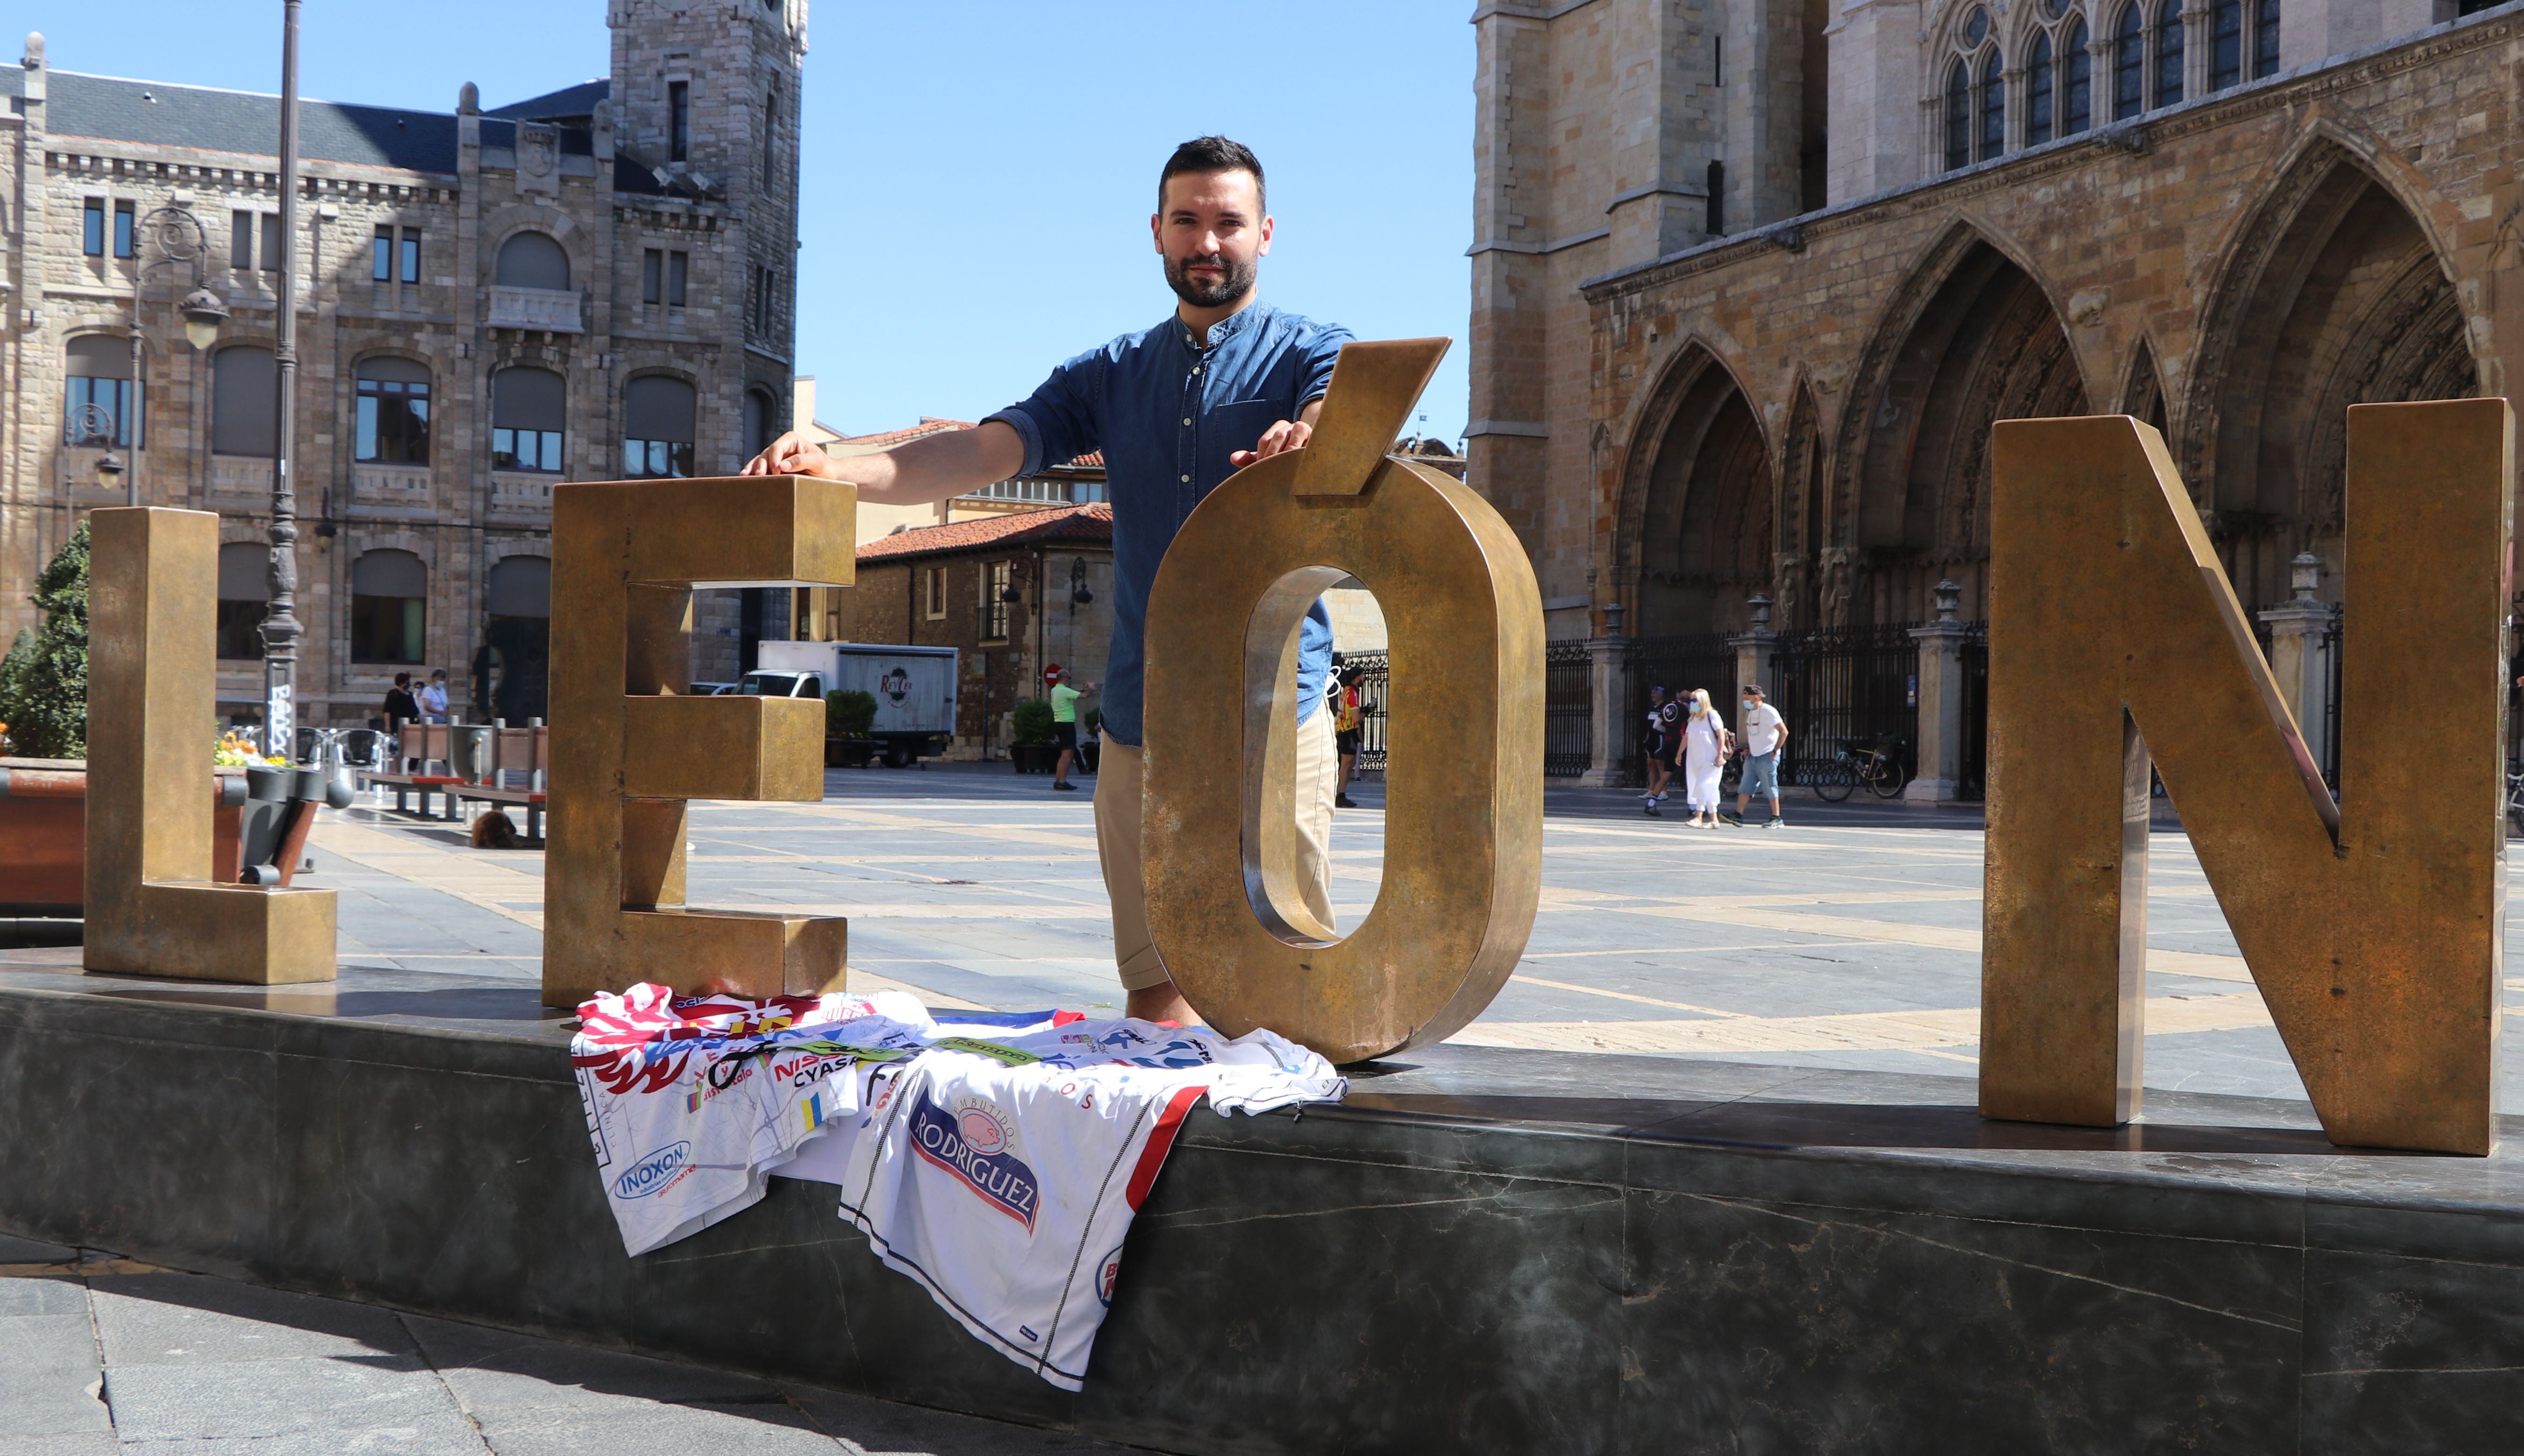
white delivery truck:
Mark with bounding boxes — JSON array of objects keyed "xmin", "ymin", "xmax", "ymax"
[{"xmin": 746, "ymin": 641, "xmax": 958, "ymax": 767}]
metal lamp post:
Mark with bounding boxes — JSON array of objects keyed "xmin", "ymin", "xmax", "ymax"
[
  {"xmin": 258, "ymin": 0, "xmax": 305, "ymax": 759},
  {"xmin": 123, "ymin": 206, "xmax": 229, "ymax": 508}
]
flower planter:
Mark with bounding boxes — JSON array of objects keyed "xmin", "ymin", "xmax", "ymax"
[{"xmin": 1009, "ymin": 742, "xmax": 1060, "ymax": 775}]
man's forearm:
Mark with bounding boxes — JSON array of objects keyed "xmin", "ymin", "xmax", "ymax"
[{"xmin": 812, "ymin": 420, "xmax": 1027, "ymax": 507}]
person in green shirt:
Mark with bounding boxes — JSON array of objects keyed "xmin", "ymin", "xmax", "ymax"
[{"xmin": 1048, "ymin": 666, "xmax": 1093, "ymax": 791}]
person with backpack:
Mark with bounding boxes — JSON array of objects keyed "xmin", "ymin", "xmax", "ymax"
[
  {"xmin": 1333, "ymin": 664, "xmax": 1366, "ymax": 809},
  {"xmin": 1640, "ymin": 686, "xmax": 1678, "ymax": 815}
]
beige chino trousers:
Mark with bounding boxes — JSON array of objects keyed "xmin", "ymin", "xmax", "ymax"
[{"xmin": 1094, "ymin": 708, "xmax": 1338, "ymax": 993}]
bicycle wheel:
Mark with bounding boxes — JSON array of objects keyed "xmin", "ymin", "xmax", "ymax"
[
  {"xmin": 1869, "ymin": 764, "xmax": 1910, "ymax": 799},
  {"xmin": 1814, "ymin": 767, "xmax": 1855, "ymax": 802},
  {"xmin": 2508, "ymin": 781, "xmax": 2524, "ymax": 835}
]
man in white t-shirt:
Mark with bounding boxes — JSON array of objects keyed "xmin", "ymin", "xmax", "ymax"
[{"xmin": 1730, "ymin": 682, "xmax": 1790, "ymax": 828}]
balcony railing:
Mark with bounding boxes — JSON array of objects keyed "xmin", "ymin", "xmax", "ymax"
[
  {"xmin": 487, "ymin": 285, "xmax": 584, "ymax": 333},
  {"xmin": 352, "ymin": 462, "xmax": 432, "ymax": 504},
  {"xmin": 211, "ymin": 455, "xmax": 269, "ymax": 497},
  {"xmin": 491, "ymin": 471, "xmax": 557, "ymax": 512}
]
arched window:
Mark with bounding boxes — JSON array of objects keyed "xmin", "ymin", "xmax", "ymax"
[
  {"xmin": 63, "ymin": 335, "xmax": 135, "ymax": 447},
  {"xmin": 1945, "ymin": 59, "xmax": 1973, "ymax": 170},
  {"xmin": 762, "ymin": 80, "xmax": 781, "ymax": 191},
  {"xmin": 355, "ymin": 357, "xmax": 431, "ymax": 466},
  {"xmin": 216, "ymin": 542, "xmax": 267, "ymax": 661},
  {"xmin": 2113, "ymin": 5, "xmax": 2146, "ymax": 119},
  {"xmin": 622, "ymin": 376, "xmax": 696, "ymax": 479},
  {"xmin": 1979, "ymin": 49, "xmax": 2006, "ymax": 161},
  {"xmin": 2154, "ymin": 0, "xmax": 2184, "ymax": 108},
  {"xmin": 2253, "ymin": 0, "xmax": 2281, "ymax": 79},
  {"xmin": 492, "ymin": 367, "xmax": 565, "ymax": 473},
  {"xmin": 494, "ymin": 231, "xmax": 570, "ymax": 290},
  {"xmin": 2026, "ymin": 32, "xmax": 2055, "ymax": 145},
  {"xmin": 2209, "ymin": 0, "xmax": 2243, "ymax": 90},
  {"xmin": 483, "ymin": 554, "xmax": 552, "ymax": 721},
  {"xmin": 350, "ymin": 548, "xmax": 427, "ymax": 665},
  {"xmin": 743, "ymin": 387, "xmax": 779, "ymax": 460},
  {"xmin": 2062, "ymin": 18, "xmax": 2093, "ymax": 134},
  {"xmin": 212, "ymin": 345, "xmax": 275, "ymax": 458}
]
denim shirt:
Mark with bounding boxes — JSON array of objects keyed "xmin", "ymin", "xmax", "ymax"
[{"xmin": 987, "ymin": 302, "xmax": 1352, "ymax": 747}]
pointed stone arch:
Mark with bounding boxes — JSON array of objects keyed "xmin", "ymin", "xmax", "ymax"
[
  {"xmin": 1836, "ymin": 219, "xmax": 2090, "ymax": 624},
  {"xmin": 2120, "ymin": 336, "xmax": 2171, "ymax": 433},
  {"xmin": 1616, "ymin": 341, "xmax": 1776, "ymax": 638},
  {"xmin": 2184, "ymin": 133, "xmax": 2480, "ymax": 603},
  {"xmin": 1774, "ymin": 376, "xmax": 1831, "ymax": 633}
]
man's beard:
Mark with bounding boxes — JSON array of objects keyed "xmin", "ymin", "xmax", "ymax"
[{"xmin": 1165, "ymin": 250, "xmax": 1255, "ymax": 309}]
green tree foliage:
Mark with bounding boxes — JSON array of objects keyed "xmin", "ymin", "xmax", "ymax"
[
  {"xmin": 1012, "ymin": 696, "xmax": 1055, "ymax": 745},
  {"xmin": 0, "ymin": 524, "xmax": 90, "ymax": 760},
  {"xmin": 826, "ymin": 688, "xmax": 877, "ymax": 739}
]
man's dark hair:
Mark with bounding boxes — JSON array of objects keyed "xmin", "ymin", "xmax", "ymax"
[{"xmin": 1159, "ymin": 136, "xmax": 1266, "ymax": 213}]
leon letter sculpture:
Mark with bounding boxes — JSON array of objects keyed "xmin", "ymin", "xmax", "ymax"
[
  {"xmin": 83, "ymin": 507, "xmax": 338, "ymax": 983},
  {"xmin": 1141, "ymin": 338, "xmax": 1547, "ymax": 1064},
  {"xmin": 542, "ymin": 475, "xmax": 857, "ymax": 1007},
  {"xmin": 1984, "ymin": 400, "xmax": 2509, "ymax": 1155}
]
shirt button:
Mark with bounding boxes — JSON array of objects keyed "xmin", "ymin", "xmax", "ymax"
[
  {"xmin": 1180, "ymin": 474, "xmax": 1191, "ymax": 483},
  {"xmin": 1182, "ymin": 418, "xmax": 1192, "ymax": 426}
]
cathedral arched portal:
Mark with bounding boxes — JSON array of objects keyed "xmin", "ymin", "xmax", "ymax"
[
  {"xmin": 2188, "ymin": 144, "xmax": 2478, "ymax": 609},
  {"xmin": 1628, "ymin": 348, "xmax": 1775, "ymax": 639},
  {"xmin": 1848, "ymin": 237, "xmax": 2088, "ymax": 626}
]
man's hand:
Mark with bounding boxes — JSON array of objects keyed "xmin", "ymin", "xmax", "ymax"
[
  {"xmin": 740, "ymin": 431, "xmax": 837, "ymax": 478},
  {"xmin": 1231, "ymin": 418, "xmax": 1312, "ymax": 469}
]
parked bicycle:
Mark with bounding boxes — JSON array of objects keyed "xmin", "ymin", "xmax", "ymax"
[
  {"xmin": 2506, "ymin": 763, "xmax": 2524, "ymax": 835},
  {"xmin": 1814, "ymin": 737, "xmax": 1911, "ymax": 802}
]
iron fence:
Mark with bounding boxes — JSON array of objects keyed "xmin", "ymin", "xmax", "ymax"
[
  {"xmin": 1627, "ymin": 633, "xmax": 1736, "ymax": 786},
  {"xmin": 2322, "ymin": 606, "xmax": 2343, "ymax": 793},
  {"xmin": 1771, "ymin": 623, "xmax": 1923, "ymax": 790},
  {"xmin": 1345, "ymin": 651, "xmax": 1390, "ymax": 773},
  {"xmin": 1545, "ymin": 642, "xmax": 1594, "ymax": 778},
  {"xmin": 1960, "ymin": 627, "xmax": 1989, "ymax": 799}
]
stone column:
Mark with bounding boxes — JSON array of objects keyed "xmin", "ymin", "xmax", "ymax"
[
  {"xmin": 1730, "ymin": 593, "xmax": 1781, "ymax": 696},
  {"xmin": 2257, "ymin": 553, "xmax": 2332, "ymax": 773},
  {"xmin": 1579, "ymin": 601, "xmax": 1636, "ymax": 788},
  {"xmin": 1906, "ymin": 579, "xmax": 1971, "ymax": 803}
]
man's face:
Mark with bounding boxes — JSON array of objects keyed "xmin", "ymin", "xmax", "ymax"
[
  {"xmin": 1743, "ymin": 693, "xmax": 1761, "ymax": 712},
  {"xmin": 1152, "ymin": 169, "xmax": 1270, "ymax": 310}
]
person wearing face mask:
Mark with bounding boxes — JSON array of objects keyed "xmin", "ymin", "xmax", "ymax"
[{"xmin": 1676, "ymin": 688, "xmax": 1732, "ymax": 828}]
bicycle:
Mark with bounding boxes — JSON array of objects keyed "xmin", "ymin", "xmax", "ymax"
[
  {"xmin": 2506, "ymin": 764, "xmax": 2524, "ymax": 836},
  {"xmin": 1813, "ymin": 738, "xmax": 1911, "ymax": 802}
]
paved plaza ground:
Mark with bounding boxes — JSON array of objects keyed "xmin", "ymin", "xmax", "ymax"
[{"xmin": 13, "ymin": 760, "xmax": 2524, "ymax": 1452}]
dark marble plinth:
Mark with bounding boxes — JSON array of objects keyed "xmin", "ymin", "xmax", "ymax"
[{"xmin": 3, "ymin": 953, "xmax": 2521, "ymax": 1455}]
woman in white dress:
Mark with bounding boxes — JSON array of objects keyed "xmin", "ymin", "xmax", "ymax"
[{"xmin": 1677, "ymin": 688, "xmax": 1732, "ymax": 828}]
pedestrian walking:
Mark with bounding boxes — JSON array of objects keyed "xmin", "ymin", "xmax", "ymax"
[
  {"xmin": 420, "ymin": 669, "xmax": 450, "ymax": 724},
  {"xmin": 1678, "ymin": 688, "xmax": 1732, "ymax": 828},
  {"xmin": 1729, "ymin": 682, "xmax": 1790, "ymax": 828},
  {"xmin": 1333, "ymin": 664, "xmax": 1365, "ymax": 809},
  {"xmin": 1048, "ymin": 666, "xmax": 1092, "ymax": 791},
  {"xmin": 384, "ymin": 673, "xmax": 421, "ymax": 772},
  {"xmin": 1640, "ymin": 686, "xmax": 1678, "ymax": 815}
]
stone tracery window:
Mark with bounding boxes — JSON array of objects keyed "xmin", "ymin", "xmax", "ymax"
[
  {"xmin": 2112, "ymin": 4, "xmax": 2146, "ymax": 119},
  {"xmin": 1945, "ymin": 59, "xmax": 1974, "ymax": 171},
  {"xmin": 1979, "ymin": 50, "xmax": 2006, "ymax": 160},
  {"xmin": 2061, "ymin": 17, "xmax": 2093, "ymax": 134},
  {"xmin": 2026, "ymin": 31, "xmax": 2054, "ymax": 145},
  {"xmin": 2153, "ymin": 0, "xmax": 2185, "ymax": 108}
]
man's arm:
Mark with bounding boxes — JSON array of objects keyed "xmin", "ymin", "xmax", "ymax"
[
  {"xmin": 1232, "ymin": 398, "xmax": 1326, "ymax": 467},
  {"xmin": 740, "ymin": 420, "xmax": 1027, "ymax": 507}
]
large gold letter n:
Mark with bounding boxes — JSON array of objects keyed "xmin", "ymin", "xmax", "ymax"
[{"xmin": 1984, "ymin": 402, "xmax": 2510, "ymax": 1154}]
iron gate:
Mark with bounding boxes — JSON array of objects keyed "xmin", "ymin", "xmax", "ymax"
[
  {"xmin": 1346, "ymin": 651, "xmax": 1390, "ymax": 773},
  {"xmin": 1771, "ymin": 624, "xmax": 1922, "ymax": 789},
  {"xmin": 1544, "ymin": 642, "xmax": 1593, "ymax": 778}
]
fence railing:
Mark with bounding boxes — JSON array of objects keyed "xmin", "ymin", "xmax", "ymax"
[
  {"xmin": 1544, "ymin": 642, "xmax": 1594, "ymax": 778},
  {"xmin": 1960, "ymin": 627, "xmax": 1989, "ymax": 799},
  {"xmin": 1771, "ymin": 623, "xmax": 1923, "ymax": 790},
  {"xmin": 1346, "ymin": 651, "xmax": 1390, "ymax": 773}
]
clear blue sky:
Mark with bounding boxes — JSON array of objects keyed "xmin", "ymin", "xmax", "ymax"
[{"xmin": 17, "ymin": 1, "xmax": 1476, "ymax": 443}]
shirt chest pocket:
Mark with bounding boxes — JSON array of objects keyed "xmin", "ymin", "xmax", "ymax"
[{"xmin": 1207, "ymin": 398, "xmax": 1289, "ymax": 459}]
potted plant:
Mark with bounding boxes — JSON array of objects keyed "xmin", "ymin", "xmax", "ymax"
[
  {"xmin": 824, "ymin": 689, "xmax": 881, "ymax": 767},
  {"xmin": 1009, "ymin": 697, "xmax": 1058, "ymax": 774}
]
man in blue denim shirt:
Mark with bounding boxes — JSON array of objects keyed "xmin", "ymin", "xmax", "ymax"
[{"xmin": 746, "ymin": 137, "xmax": 1349, "ymax": 1025}]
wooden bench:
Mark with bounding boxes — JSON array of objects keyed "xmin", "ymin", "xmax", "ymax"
[{"xmin": 359, "ymin": 721, "xmax": 549, "ymax": 838}]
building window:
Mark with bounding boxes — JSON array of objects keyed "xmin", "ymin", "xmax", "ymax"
[
  {"xmin": 2154, "ymin": 0, "xmax": 2184, "ymax": 108},
  {"xmin": 622, "ymin": 376, "xmax": 697, "ymax": 478},
  {"xmin": 762, "ymin": 81, "xmax": 780, "ymax": 189},
  {"xmin": 982, "ymin": 561, "xmax": 1011, "ymax": 642},
  {"xmin": 113, "ymin": 200, "xmax": 135, "ymax": 259},
  {"xmin": 670, "ymin": 250, "xmax": 688, "ymax": 306},
  {"xmin": 492, "ymin": 366, "xmax": 565, "ymax": 472},
  {"xmin": 63, "ymin": 335, "xmax": 136, "ymax": 447},
  {"xmin": 2254, "ymin": 0, "xmax": 2281, "ymax": 78},
  {"xmin": 1945, "ymin": 60, "xmax": 1973, "ymax": 170},
  {"xmin": 233, "ymin": 210, "xmax": 255, "ymax": 269},
  {"xmin": 400, "ymin": 230, "xmax": 420, "ymax": 284},
  {"xmin": 2113, "ymin": 4, "xmax": 2145, "ymax": 119},
  {"xmin": 2062, "ymin": 18, "xmax": 2093, "ymax": 135},
  {"xmin": 743, "ymin": 387, "xmax": 778, "ymax": 459},
  {"xmin": 2026, "ymin": 32, "xmax": 2054, "ymax": 145},
  {"xmin": 212, "ymin": 346, "xmax": 276, "ymax": 458},
  {"xmin": 2209, "ymin": 0, "xmax": 2243, "ymax": 89},
  {"xmin": 1979, "ymin": 49, "xmax": 2006, "ymax": 160},
  {"xmin": 355, "ymin": 357, "xmax": 432, "ymax": 465},
  {"xmin": 350, "ymin": 549, "xmax": 428, "ymax": 665},
  {"xmin": 749, "ymin": 265, "xmax": 780, "ymax": 334},
  {"xmin": 963, "ymin": 477, "xmax": 1075, "ymax": 504},
  {"xmin": 495, "ymin": 231, "xmax": 570, "ymax": 290},
  {"xmin": 1705, "ymin": 160, "xmax": 1725, "ymax": 237},
  {"xmin": 924, "ymin": 566, "xmax": 947, "ymax": 620},
  {"xmin": 82, "ymin": 198, "xmax": 104, "ymax": 256},
  {"xmin": 668, "ymin": 79, "xmax": 690, "ymax": 162},
  {"xmin": 373, "ymin": 224, "xmax": 392, "ymax": 281},
  {"xmin": 642, "ymin": 249, "xmax": 661, "ymax": 305},
  {"xmin": 261, "ymin": 213, "xmax": 282, "ymax": 275},
  {"xmin": 217, "ymin": 542, "xmax": 268, "ymax": 660}
]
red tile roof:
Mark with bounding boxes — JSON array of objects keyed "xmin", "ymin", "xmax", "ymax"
[
  {"xmin": 831, "ymin": 417, "xmax": 978, "ymax": 450},
  {"xmin": 857, "ymin": 502, "xmax": 1114, "ymax": 563}
]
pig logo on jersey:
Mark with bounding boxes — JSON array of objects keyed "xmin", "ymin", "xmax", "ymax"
[
  {"xmin": 909, "ymin": 1090, "xmax": 1039, "ymax": 1233},
  {"xmin": 614, "ymin": 1141, "xmax": 692, "ymax": 1200}
]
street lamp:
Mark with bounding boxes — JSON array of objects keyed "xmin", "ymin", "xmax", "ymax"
[
  {"xmin": 260, "ymin": 0, "xmax": 307, "ymax": 761},
  {"xmin": 123, "ymin": 205, "xmax": 228, "ymax": 507},
  {"xmin": 1069, "ymin": 555, "xmax": 1093, "ymax": 607}
]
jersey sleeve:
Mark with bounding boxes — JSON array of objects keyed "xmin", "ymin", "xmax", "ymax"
[
  {"xmin": 984, "ymin": 346, "xmax": 1105, "ymax": 479},
  {"xmin": 1298, "ymin": 323, "xmax": 1355, "ymax": 408}
]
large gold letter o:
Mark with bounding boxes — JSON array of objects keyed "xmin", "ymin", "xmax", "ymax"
[{"xmin": 1142, "ymin": 340, "xmax": 1544, "ymax": 1063}]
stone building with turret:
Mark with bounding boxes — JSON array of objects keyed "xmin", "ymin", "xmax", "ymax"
[
  {"xmin": 1472, "ymin": 0, "xmax": 2518, "ymax": 789},
  {"xmin": 0, "ymin": 0, "xmax": 805, "ymax": 728}
]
